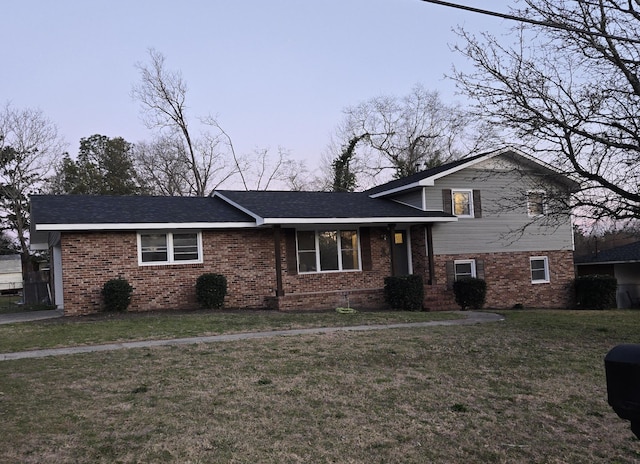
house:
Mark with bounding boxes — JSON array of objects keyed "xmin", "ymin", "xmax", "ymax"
[
  {"xmin": 0, "ymin": 255, "xmax": 22, "ymax": 294},
  {"xmin": 575, "ymin": 241, "xmax": 640, "ymax": 308},
  {"xmin": 30, "ymin": 147, "xmax": 579, "ymax": 316}
]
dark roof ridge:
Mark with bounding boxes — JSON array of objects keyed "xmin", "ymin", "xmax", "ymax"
[{"xmin": 365, "ymin": 151, "xmax": 491, "ymax": 195}]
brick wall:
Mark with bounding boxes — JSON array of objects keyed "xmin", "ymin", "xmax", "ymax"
[
  {"xmin": 424, "ymin": 250, "xmax": 575, "ymax": 310},
  {"xmin": 60, "ymin": 229, "xmax": 278, "ymax": 315},
  {"xmin": 58, "ymin": 228, "xmax": 574, "ymax": 315},
  {"xmin": 59, "ymin": 227, "xmax": 394, "ymax": 315},
  {"xmin": 272, "ymin": 226, "xmax": 392, "ymax": 311}
]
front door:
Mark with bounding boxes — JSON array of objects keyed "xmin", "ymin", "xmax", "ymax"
[{"xmin": 392, "ymin": 230, "xmax": 410, "ymax": 276}]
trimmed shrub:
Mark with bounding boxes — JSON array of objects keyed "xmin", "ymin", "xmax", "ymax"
[
  {"xmin": 384, "ymin": 275, "xmax": 424, "ymax": 311},
  {"xmin": 574, "ymin": 275, "xmax": 617, "ymax": 310},
  {"xmin": 101, "ymin": 278, "xmax": 133, "ymax": 312},
  {"xmin": 453, "ymin": 278, "xmax": 487, "ymax": 311},
  {"xmin": 196, "ymin": 273, "xmax": 227, "ymax": 309}
]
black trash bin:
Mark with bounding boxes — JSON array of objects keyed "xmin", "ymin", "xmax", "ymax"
[{"xmin": 605, "ymin": 344, "xmax": 640, "ymax": 439}]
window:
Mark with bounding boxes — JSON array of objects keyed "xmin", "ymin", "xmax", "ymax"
[
  {"xmin": 530, "ymin": 256, "xmax": 550, "ymax": 283},
  {"xmin": 296, "ymin": 229, "xmax": 360, "ymax": 273},
  {"xmin": 452, "ymin": 190, "xmax": 473, "ymax": 217},
  {"xmin": 527, "ymin": 191, "xmax": 546, "ymax": 217},
  {"xmin": 454, "ymin": 259, "xmax": 476, "ymax": 281},
  {"xmin": 138, "ymin": 231, "xmax": 202, "ymax": 265}
]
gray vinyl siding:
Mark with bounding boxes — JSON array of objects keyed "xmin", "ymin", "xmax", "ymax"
[
  {"xmin": 425, "ymin": 159, "xmax": 573, "ymax": 254},
  {"xmin": 390, "ymin": 189, "xmax": 424, "ymax": 209}
]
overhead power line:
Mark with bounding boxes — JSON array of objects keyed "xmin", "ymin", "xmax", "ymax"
[{"xmin": 418, "ymin": 0, "xmax": 640, "ymax": 45}]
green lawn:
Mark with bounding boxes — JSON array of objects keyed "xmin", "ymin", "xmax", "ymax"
[{"xmin": 0, "ymin": 309, "xmax": 639, "ymax": 463}]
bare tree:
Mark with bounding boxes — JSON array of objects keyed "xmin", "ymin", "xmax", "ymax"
[
  {"xmin": 132, "ymin": 137, "xmax": 191, "ymax": 196},
  {"xmin": 238, "ymin": 147, "xmax": 311, "ymax": 191},
  {"xmin": 452, "ymin": 0, "xmax": 640, "ymax": 221},
  {"xmin": 0, "ymin": 103, "xmax": 65, "ymax": 273},
  {"xmin": 331, "ymin": 84, "xmax": 494, "ymax": 186},
  {"xmin": 132, "ymin": 49, "xmax": 242, "ymax": 196}
]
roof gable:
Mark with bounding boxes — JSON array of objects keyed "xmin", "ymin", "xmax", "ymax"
[{"xmin": 366, "ymin": 146, "xmax": 580, "ymax": 198}]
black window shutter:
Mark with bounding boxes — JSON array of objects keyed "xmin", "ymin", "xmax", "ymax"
[
  {"xmin": 442, "ymin": 189, "xmax": 452, "ymax": 214},
  {"xmin": 445, "ymin": 260, "xmax": 455, "ymax": 289},
  {"xmin": 476, "ymin": 259, "xmax": 485, "ymax": 280},
  {"xmin": 360, "ymin": 227, "xmax": 373, "ymax": 271},
  {"xmin": 473, "ymin": 190, "xmax": 482, "ymax": 218},
  {"xmin": 284, "ymin": 228, "xmax": 298, "ymax": 275}
]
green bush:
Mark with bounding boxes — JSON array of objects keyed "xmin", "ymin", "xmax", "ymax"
[
  {"xmin": 196, "ymin": 273, "xmax": 227, "ymax": 309},
  {"xmin": 574, "ymin": 275, "xmax": 617, "ymax": 310},
  {"xmin": 384, "ymin": 275, "xmax": 424, "ymax": 311},
  {"xmin": 101, "ymin": 278, "xmax": 133, "ymax": 312},
  {"xmin": 453, "ymin": 278, "xmax": 487, "ymax": 311}
]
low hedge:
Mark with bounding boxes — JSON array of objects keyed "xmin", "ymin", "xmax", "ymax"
[
  {"xmin": 101, "ymin": 278, "xmax": 134, "ymax": 312},
  {"xmin": 574, "ymin": 275, "xmax": 617, "ymax": 310},
  {"xmin": 384, "ymin": 275, "xmax": 424, "ymax": 311},
  {"xmin": 453, "ymin": 278, "xmax": 487, "ymax": 311},
  {"xmin": 196, "ymin": 273, "xmax": 227, "ymax": 309}
]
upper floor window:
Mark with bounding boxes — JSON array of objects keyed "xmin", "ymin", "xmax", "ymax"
[
  {"xmin": 452, "ymin": 189, "xmax": 474, "ymax": 217},
  {"xmin": 527, "ymin": 190, "xmax": 546, "ymax": 217},
  {"xmin": 138, "ymin": 231, "xmax": 202, "ymax": 265},
  {"xmin": 530, "ymin": 256, "xmax": 550, "ymax": 283},
  {"xmin": 297, "ymin": 229, "xmax": 360, "ymax": 273}
]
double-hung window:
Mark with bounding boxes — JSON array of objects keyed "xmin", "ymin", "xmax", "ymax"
[
  {"xmin": 138, "ymin": 231, "xmax": 202, "ymax": 265},
  {"xmin": 527, "ymin": 190, "xmax": 546, "ymax": 217},
  {"xmin": 297, "ymin": 229, "xmax": 360, "ymax": 273},
  {"xmin": 530, "ymin": 256, "xmax": 550, "ymax": 283},
  {"xmin": 454, "ymin": 259, "xmax": 476, "ymax": 281},
  {"xmin": 452, "ymin": 189, "xmax": 474, "ymax": 217}
]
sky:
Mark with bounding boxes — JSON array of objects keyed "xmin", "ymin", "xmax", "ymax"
[{"xmin": 2, "ymin": 0, "xmax": 513, "ymax": 172}]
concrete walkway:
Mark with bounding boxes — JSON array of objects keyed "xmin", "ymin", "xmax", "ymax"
[
  {"xmin": 0, "ymin": 311, "xmax": 504, "ymax": 361},
  {"xmin": 0, "ymin": 309, "xmax": 63, "ymax": 325}
]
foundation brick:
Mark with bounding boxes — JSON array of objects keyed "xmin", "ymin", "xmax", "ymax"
[{"xmin": 57, "ymin": 227, "xmax": 574, "ymax": 315}]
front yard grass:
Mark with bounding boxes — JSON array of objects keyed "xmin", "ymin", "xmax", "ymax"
[
  {"xmin": 0, "ymin": 309, "xmax": 639, "ymax": 463},
  {"xmin": 0, "ymin": 309, "xmax": 458, "ymax": 353}
]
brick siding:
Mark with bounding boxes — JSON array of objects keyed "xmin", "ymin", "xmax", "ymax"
[
  {"xmin": 424, "ymin": 250, "xmax": 575, "ymax": 310},
  {"xmin": 58, "ymin": 228, "xmax": 574, "ymax": 316},
  {"xmin": 59, "ymin": 227, "xmax": 393, "ymax": 315}
]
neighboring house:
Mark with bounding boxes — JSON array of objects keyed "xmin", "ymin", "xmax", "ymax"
[
  {"xmin": 0, "ymin": 255, "xmax": 22, "ymax": 294},
  {"xmin": 30, "ymin": 147, "xmax": 579, "ymax": 316},
  {"xmin": 575, "ymin": 241, "xmax": 640, "ymax": 308}
]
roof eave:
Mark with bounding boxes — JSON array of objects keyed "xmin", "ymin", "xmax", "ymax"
[
  {"xmin": 261, "ymin": 216, "xmax": 458, "ymax": 225},
  {"xmin": 35, "ymin": 222, "xmax": 258, "ymax": 232},
  {"xmin": 575, "ymin": 259, "xmax": 640, "ymax": 266}
]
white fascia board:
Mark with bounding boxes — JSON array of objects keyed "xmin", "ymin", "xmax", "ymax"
[
  {"xmin": 213, "ymin": 192, "xmax": 265, "ymax": 225},
  {"xmin": 427, "ymin": 152, "xmax": 498, "ymax": 182},
  {"xmin": 261, "ymin": 216, "xmax": 458, "ymax": 225},
  {"xmin": 368, "ymin": 181, "xmax": 432, "ymax": 198},
  {"xmin": 35, "ymin": 222, "xmax": 258, "ymax": 231},
  {"xmin": 369, "ymin": 150, "xmax": 504, "ymax": 198}
]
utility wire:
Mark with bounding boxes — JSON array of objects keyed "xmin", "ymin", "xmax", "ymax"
[{"xmin": 418, "ymin": 0, "xmax": 640, "ymax": 45}]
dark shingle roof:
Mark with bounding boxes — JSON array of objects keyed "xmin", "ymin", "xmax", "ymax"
[
  {"xmin": 575, "ymin": 241, "xmax": 640, "ymax": 264},
  {"xmin": 365, "ymin": 153, "xmax": 488, "ymax": 195},
  {"xmin": 31, "ymin": 195, "xmax": 255, "ymax": 225},
  {"xmin": 216, "ymin": 190, "xmax": 452, "ymax": 220}
]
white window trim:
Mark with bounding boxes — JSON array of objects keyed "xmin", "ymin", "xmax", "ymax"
[
  {"xmin": 530, "ymin": 256, "xmax": 550, "ymax": 284},
  {"xmin": 296, "ymin": 228, "xmax": 362, "ymax": 274},
  {"xmin": 454, "ymin": 259, "xmax": 476, "ymax": 281},
  {"xmin": 527, "ymin": 190, "xmax": 547, "ymax": 218},
  {"xmin": 137, "ymin": 231, "xmax": 203, "ymax": 266},
  {"xmin": 452, "ymin": 189, "xmax": 474, "ymax": 218}
]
